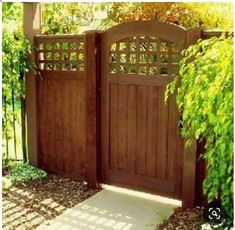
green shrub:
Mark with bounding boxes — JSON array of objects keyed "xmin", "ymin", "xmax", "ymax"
[
  {"xmin": 166, "ymin": 35, "xmax": 233, "ymax": 227},
  {"xmin": 10, "ymin": 163, "xmax": 47, "ymax": 183}
]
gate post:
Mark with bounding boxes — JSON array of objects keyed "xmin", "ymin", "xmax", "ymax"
[
  {"xmin": 182, "ymin": 29, "xmax": 201, "ymax": 209},
  {"xmin": 85, "ymin": 31, "xmax": 101, "ymax": 188},
  {"xmin": 23, "ymin": 3, "xmax": 41, "ymax": 166}
]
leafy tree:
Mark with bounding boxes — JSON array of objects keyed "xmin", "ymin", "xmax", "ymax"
[
  {"xmin": 2, "ymin": 2, "xmax": 32, "ymax": 161},
  {"xmin": 166, "ymin": 35, "xmax": 233, "ymax": 227},
  {"xmin": 42, "ymin": 3, "xmax": 113, "ymax": 34},
  {"xmin": 104, "ymin": 2, "xmax": 233, "ymax": 30},
  {"xmin": 2, "ymin": 2, "xmax": 22, "ymax": 27},
  {"xmin": 41, "ymin": 2, "xmax": 233, "ymax": 35},
  {"xmin": 183, "ymin": 3, "xmax": 233, "ymax": 29}
]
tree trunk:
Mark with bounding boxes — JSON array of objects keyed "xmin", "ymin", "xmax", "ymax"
[
  {"xmin": 20, "ymin": 71, "xmax": 27, "ymax": 163},
  {"xmin": 11, "ymin": 83, "xmax": 17, "ymax": 160},
  {"xmin": 3, "ymin": 96, "xmax": 9, "ymax": 157}
]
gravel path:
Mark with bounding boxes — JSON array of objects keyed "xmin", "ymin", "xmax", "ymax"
[{"xmin": 3, "ymin": 175, "xmax": 100, "ymax": 230}]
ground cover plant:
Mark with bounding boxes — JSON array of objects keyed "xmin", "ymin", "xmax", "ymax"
[{"xmin": 3, "ymin": 160, "xmax": 47, "ymax": 190}]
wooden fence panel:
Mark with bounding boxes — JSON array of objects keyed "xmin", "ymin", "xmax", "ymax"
[{"xmin": 35, "ymin": 35, "xmax": 87, "ymax": 180}]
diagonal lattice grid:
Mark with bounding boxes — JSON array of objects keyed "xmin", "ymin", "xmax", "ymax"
[{"xmin": 109, "ymin": 36, "xmax": 182, "ymax": 77}]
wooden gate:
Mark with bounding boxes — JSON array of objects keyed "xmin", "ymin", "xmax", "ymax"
[{"xmin": 100, "ymin": 21, "xmax": 188, "ymax": 199}]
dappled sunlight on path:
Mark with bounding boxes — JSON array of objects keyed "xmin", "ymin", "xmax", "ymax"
[
  {"xmin": 38, "ymin": 185, "xmax": 180, "ymax": 230},
  {"xmin": 3, "ymin": 175, "xmax": 99, "ymax": 230}
]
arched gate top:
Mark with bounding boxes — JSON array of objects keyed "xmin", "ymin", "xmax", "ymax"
[{"xmin": 101, "ymin": 20, "xmax": 188, "ymax": 46}]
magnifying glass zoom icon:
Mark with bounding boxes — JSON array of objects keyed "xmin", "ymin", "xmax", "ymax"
[
  {"xmin": 209, "ymin": 208, "xmax": 221, "ymax": 220},
  {"xmin": 212, "ymin": 210, "xmax": 218, "ymax": 217},
  {"xmin": 204, "ymin": 204, "xmax": 225, "ymax": 226}
]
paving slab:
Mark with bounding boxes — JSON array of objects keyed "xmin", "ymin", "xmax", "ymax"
[{"xmin": 37, "ymin": 186, "xmax": 180, "ymax": 230}]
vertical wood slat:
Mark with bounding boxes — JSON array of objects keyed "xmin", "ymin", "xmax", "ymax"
[
  {"xmin": 54, "ymin": 80, "xmax": 62, "ymax": 173},
  {"xmin": 136, "ymin": 86, "xmax": 147, "ymax": 176},
  {"xmin": 156, "ymin": 87, "xmax": 168, "ymax": 179},
  {"xmin": 37, "ymin": 79, "xmax": 44, "ymax": 168},
  {"xmin": 127, "ymin": 86, "xmax": 137, "ymax": 174},
  {"xmin": 176, "ymin": 136, "xmax": 184, "ymax": 196},
  {"xmin": 118, "ymin": 85, "xmax": 128, "ymax": 171},
  {"xmin": 85, "ymin": 31, "xmax": 100, "ymax": 188},
  {"xmin": 46, "ymin": 80, "xmax": 54, "ymax": 171},
  {"xmin": 167, "ymin": 94, "xmax": 177, "ymax": 180},
  {"xmin": 68, "ymin": 81, "xmax": 77, "ymax": 174},
  {"xmin": 146, "ymin": 87, "xmax": 158, "ymax": 177},
  {"xmin": 63, "ymin": 80, "xmax": 71, "ymax": 173},
  {"xmin": 110, "ymin": 84, "xmax": 119, "ymax": 171},
  {"xmin": 44, "ymin": 80, "xmax": 50, "ymax": 170},
  {"xmin": 78, "ymin": 80, "xmax": 86, "ymax": 176}
]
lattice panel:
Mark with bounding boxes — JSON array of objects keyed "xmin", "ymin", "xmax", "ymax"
[
  {"xmin": 36, "ymin": 36, "xmax": 85, "ymax": 72},
  {"xmin": 109, "ymin": 36, "xmax": 182, "ymax": 76}
]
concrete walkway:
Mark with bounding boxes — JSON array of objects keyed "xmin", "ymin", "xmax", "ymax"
[{"xmin": 37, "ymin": 186, "xmax": 180, "ymax": 230}]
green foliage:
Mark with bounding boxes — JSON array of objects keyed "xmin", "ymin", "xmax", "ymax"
[
  {"xmin": 41, "ymin": 2, "xmax": 233, "ymax": 34},
  {"xmin": 2, "ymin": 157, "xmax": 15, "ymax": 171},
  {"xmin": 3, "ymin": 157, "xmax": 47, "ymax": 189},
  {"xmin": 2, "ymin": 3, "xmax": 32, "ymax": 100},
  {"xmin": 183, "ymin": 3, "xmax": 233, "ymax": 30},
  {"xmin": 2, "ymin": 2, "xmax": 233, "ymax": 36},
  {"xmin": 2, "ymin": 3, "xmax": 33, "ymax": 160},
  {"xmin": 9, "ymin": 163, "xmax": 47, "ymax": 183},
  {"xmin": 166, "ymin": 35, "xmax": 233, "ymax": 227},
  {"xmin": 105, "ymin": 2, "xmax": 233, "ymax": 30},
  {"xmin": 2, "ymin": 2, "xmax": 22, "ymax": 31},
  {"xmin": 2, "ymin": 30, "xmax": 32, "ymax": 97},
  {"xmin": 42, "ymin": 3, "xmax": 112, "ymax": 34}
]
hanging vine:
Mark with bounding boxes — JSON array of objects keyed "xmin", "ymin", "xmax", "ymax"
[{"xmin": 166, "ymin": 35, "xmax": 233, "ymax": 227}]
